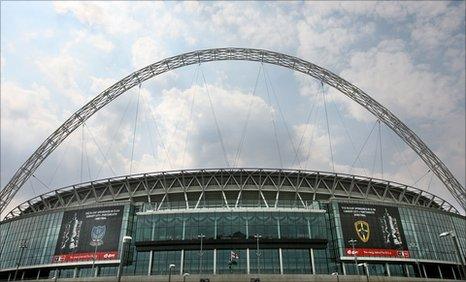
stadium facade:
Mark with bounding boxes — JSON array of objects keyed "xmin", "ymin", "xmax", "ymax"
[{"xmin": 0, "ymin": 168, "xmax": 465, "ymax": 281}]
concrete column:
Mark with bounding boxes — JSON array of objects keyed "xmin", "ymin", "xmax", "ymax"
[
  {"xmin": 310, "ymin": 249, "xmax": 315, "ymax": 274},
  {"xmin": 36, "ymin": 269, "xmax": 41, "ymax": 280},
  {"xmin": 213, "ymin": 249, "xmax": 217, "ymax": 274},
  {"xmin": 73, "ymin": 267, "xmax": 78, "ymax": 278},
  {"xmin": 277, "ymin": 218, "xmax": 281, "ymax": 239},
  {"xmin": 182, "ymin": 220, "xmax": 186, "ymax": 240},
  {"xmin": 148, "ymin": 250, "xmax": 153, "ymax": 276},
  {"xmin": 342, "ymin": 262, "xmax": 346, "ymax": 275},
  {"xmin": 247, "ymin": 248, "xmax": 250, "ymax": 274},
  {"xmin": 214, "ymin": 218, "xmax": 217, "ymax": 239},
  {"xmin": 385, "ymin": 263, "xmax": 391, "ymax": 276},
  {"xmin": 307, "ymin": 219, "xmax": 311, "ymax": 238},
  {"xmin": 404, "ymin": 263, "xmax": 410, "ymax": 277},
  {"xmin": 452, "ymin": 265, "xmax": 457, "ymax": 280},
  {"xmin": 180, "ymin": 249, "xmax": 184, "ymax": 275},
  {"xmin": 415, "ymin": 261, "xmax": 422, "ymax": 278},
  {"xmin": 279, "ymin": 248, "xmax": 283, "ymax": 274},
  {"xmin": 151, "ymin": 218, "xmax": 156, "ymax": 240},
  {"xmin": 438, "ymin": 265, "xmax": 443, "ymax": 279},
  {"xmin": 422, "ymin": 264, "xmax": 428, "ymax": 278}
]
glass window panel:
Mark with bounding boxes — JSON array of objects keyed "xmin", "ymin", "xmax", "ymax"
[
  {"xmin": 282, "ymin": 249, "xmax": 312, "ymax": 274},
  {"xmin": 183, "ymin": 250, "xmax": 214, "ymax": 274},
  {"xmin": 216, "ymin": 249, "xmax": 247, "ymax": 274},
  {"xmin": 250, "ymin": 249, "xmax": 280, "ymax": 274},
  {"xmin": 151, "ymin": 251, "xmax": 181, "ymax": 275}
]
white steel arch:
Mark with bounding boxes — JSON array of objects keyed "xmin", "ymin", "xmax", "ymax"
[{"xmin": 1, "ymin": 47, "xmax": 464, "ymax": 215}]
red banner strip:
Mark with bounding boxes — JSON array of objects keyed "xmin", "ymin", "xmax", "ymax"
[
  {"xmin": 53, "ymin": 251, "xmax": 119, "ymax": 263},
  {"xmin": 345, "ymin": 248, "xmax": 410, "ymax": 258}
]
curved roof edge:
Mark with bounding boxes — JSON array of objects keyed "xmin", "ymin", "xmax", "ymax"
[{"xmin": 4, "ymin": 168, "xmax": 459, "ymax": 219}]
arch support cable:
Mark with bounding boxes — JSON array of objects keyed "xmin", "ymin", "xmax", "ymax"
[
  {"xmin": 1, "ymin": 47, "xmax": 464, "ymax": 215},
  {"xmin": 321, "ymin": 82, "xmax": 335, "ymax": 173}
]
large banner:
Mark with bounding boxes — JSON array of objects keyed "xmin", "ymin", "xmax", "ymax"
[
  {"xmin": 338, "ymin": 203, "xmax": 410, "ymax": 258},
  {"xmin": 53, "ymin": 206, "xmax": 124, "ymax": 263}
]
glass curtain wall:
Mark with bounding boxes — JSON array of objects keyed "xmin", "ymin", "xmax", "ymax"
[
  {"xmin": 135, "ymin": 211, "xmax": 327, "ymax": 242},
  {"xmin": 132, "ymin": 211, "xmax": 327, "ymax": 275},
  {"xmin": 0, "ymin": 211, "xmax": 63, "ymax": 269}
]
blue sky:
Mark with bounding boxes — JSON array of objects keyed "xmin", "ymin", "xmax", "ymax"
[{"xmin": 1, "ymin": 1, "xmax": 465, "ymax": 215}]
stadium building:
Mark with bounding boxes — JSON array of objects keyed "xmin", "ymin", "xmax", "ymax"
[
  {"xmin": 0, "ymin": 168, "xmax": 465, "ymax": 281},
  {"xmin": 1, "ymin": 48, "xmax": 465, "ymax": 281}
]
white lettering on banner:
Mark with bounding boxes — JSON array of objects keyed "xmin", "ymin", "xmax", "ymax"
[
  {"xmin": 85, "ymin": 209, "xmax": 121, "ymax": 220},
  {"xmin": 341, "ymin": 206, "xmax": 376, "ymax": 217}
]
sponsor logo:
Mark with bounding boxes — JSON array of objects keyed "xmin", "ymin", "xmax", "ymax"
[{"xmin": 104, "ymin": 252, "xmax": 117, "ymax": 259}]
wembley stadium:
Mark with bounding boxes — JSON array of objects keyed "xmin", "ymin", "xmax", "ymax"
[{"xmin": 1, "ymin": 48, "xmax": 465, "ymax": 282}]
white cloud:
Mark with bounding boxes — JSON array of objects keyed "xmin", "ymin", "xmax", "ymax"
[
  {"xmin": 444, "ymin": 46, "xmax": 466, "ymax": 72},
  {"xmin": 2, "ymin": 1, "xmax": 464, "ymax": 212},
  {"xmin": 131, "ymin": 36, "xmax": 167, "ymax": 70},
  {"xmin": 32, "ymin": 29, "xmax": 116, "ymax": 106},
  {"xmin": 409, "ymin": 5, "xmax": 464, "ymax": 50},
  {"xmin": 118, "ymin": 83, "xmax": 337, "ymax": 173},
  {"xmin": 23, "ymin": 28, "xmax": 55, "ymax": 41},
  {"xmin": 90, "ymin": 76, "xmax": 118, "ymax": 93},
  {"xmin": 292, "ymin": 123, "xmax": 336, "ymax": 171},
  {"xmin": 297, "ymin": 3, "xmax": 376, "ymax": 68},
  {"xmin": 61, "ymin": 30, "xmax": 114, "ymax": 54},
  {"xmin": 332, "ymin": 40, "xmax": 463, "ymax": 122},
  {"xmin": 54, "ymin": 2, "xmax": 140, "ymax": 35},
  {"xmin": 147, "ymin": 84, "xmax": 283, "ymax": 169},
  {"xmin": 35, "ymin": 51, "xmax": 86, "ymax": 105},
  {"xmin": 0, "ymin": 82, "xmax": 60, "ymax": 158},
  {"xmin": 87, "ymin": 34, "xmax": 114, "ymax": 53},
  {"xmin": 170, "ymin": 2, "xmax": 299, "ymax": 51}
]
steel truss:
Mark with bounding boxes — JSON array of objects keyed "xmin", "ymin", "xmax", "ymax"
[
  {"xmin": 4, "ymin": 168, "xmax": 458, "ymax": 219},
  {"xmin": 1, "ymin": 48, "xmax": 464, "ymax": 216}
]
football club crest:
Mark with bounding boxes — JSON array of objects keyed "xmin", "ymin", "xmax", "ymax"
[
  {"xmin": 354, "ymin": 220, "xmax": 370, "ymax": 243},
  {"xmin": 90, "ymin": 225, "xmax": 106, "ymax": 247}
]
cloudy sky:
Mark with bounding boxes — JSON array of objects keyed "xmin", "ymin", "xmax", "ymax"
[{"xmin": 1, "ymin": 1, "xmax": 465, "ymax": 216}]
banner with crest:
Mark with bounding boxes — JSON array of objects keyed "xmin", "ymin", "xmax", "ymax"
[
  {"xmin": 338, "ymin": 203, "xmax": 410, "ymax": 258},
  {"xmin": 53, "ymin": 205, "xmax": 124, "ymax": 263}
]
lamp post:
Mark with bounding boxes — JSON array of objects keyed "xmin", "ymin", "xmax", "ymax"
[
  {"xmin": 331, "ymin": 272, "xmax": 340, "ymax": 282},
  {"xmin": 168, "ymin": 264, "xmax": 176, "ymax": 282},
  {"xmin": 91, "ymin": 242, "xmax": 99, "ymax": 277},
  {"xmin": 198, "ymin": 233, "xmax": 206, "ymax": 276},
  {"xmin": 440, "ymin": 231, "xmax": 466, "ymax": 279},
  {"xmin": 358, "ymin": 263, "xmax": 369, "ymax": 282},
  {"xmin": 408, "ymin": 242, "xmax": 423, "ymax": 278},
  {"xmin": 117, "ymin": 236, "xmax": 132, "ymax": 282},
  {"xmin": 254, "ymin": 234, "xmax": 262, "ymax": 275},
  {"xmin": 348, "ymin": 239, "xmax": 359, "ymax": 275},
  {"xmin": 13, "ymin": 239, "xmax": 27, "ymax": 281},
  {"xmin": 183, "ymin": 272, "xmax": 190, "ymax": 282}
]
